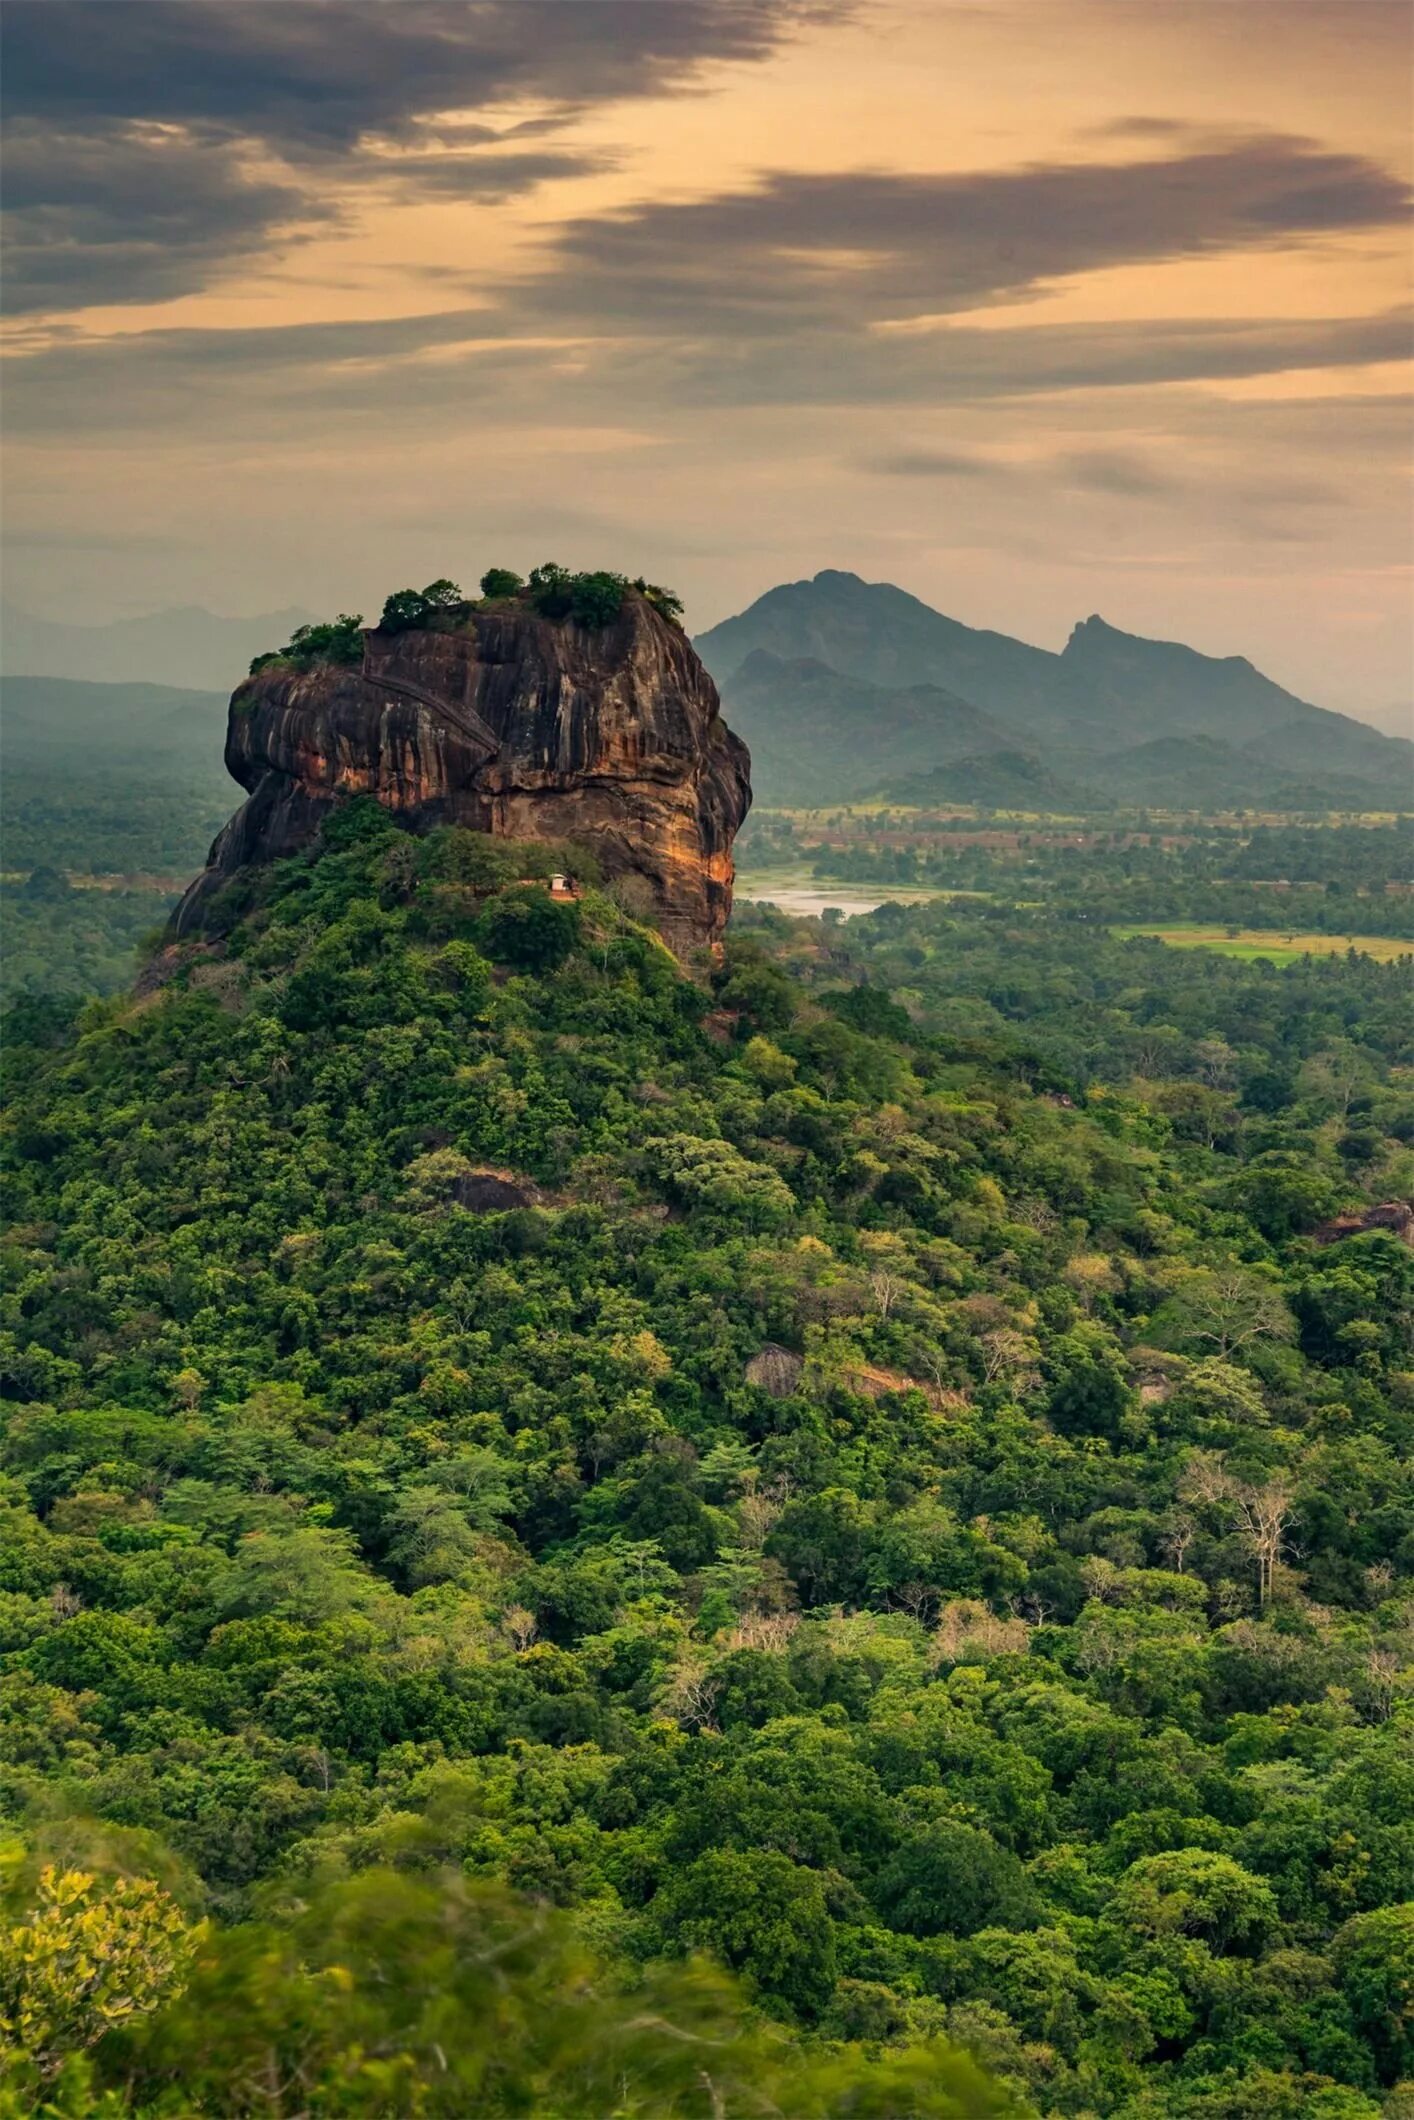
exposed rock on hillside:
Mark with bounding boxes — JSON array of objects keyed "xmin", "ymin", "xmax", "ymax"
[
  {"xmin": 175, "ymin": 592, "xmax": 751, "ymax": 956},
  {"xmin": 1314, "ymin": 1201, "xmax": 1413, "ymax": 1247},
  {"xmin": 745, "ymin": 1343, "xmax": 804, "ymax": 1397}
]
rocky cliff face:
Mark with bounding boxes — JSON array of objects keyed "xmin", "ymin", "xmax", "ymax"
[{"xmin": 174, "ymin": 593, "xmax": 751, "ymax": 956}]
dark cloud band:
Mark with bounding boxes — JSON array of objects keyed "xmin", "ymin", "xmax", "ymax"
[
  {"xmin": 531, "ymin": 142, "xmax": 1409, "ymax": 334},
  {"xmin": 0, "ymin": 1, "xmax": 840, "ymax": 140},
  {"xmin": 0, "ymin": 0, "xmax": 844, "ymax": 312}
]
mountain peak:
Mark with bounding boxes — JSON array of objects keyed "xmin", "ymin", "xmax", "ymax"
[
  {"xmin": 694, "ymin": 569, "xmax": 1405, "ymax": 802},
  {"xmin": 1063, "ymin": 611, "xmax": 1258, "ymax": 676}
]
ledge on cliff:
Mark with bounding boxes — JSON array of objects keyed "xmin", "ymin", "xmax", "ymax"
[{"xmin": 174, "ymin": 588, "xmax": 751, "ymax": 958}]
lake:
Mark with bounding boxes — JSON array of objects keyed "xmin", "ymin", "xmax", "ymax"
[{"xmin": 733, "ymin": 871, "xmax": 971, "ymax": 919}]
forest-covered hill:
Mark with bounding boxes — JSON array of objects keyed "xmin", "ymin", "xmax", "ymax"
[{"xmin": 2, "ymin": 801, "xmax": 1411, "ymax": 2116}]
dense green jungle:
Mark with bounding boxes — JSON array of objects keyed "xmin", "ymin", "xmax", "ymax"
[
  {"xmin": 1, "ymin": 784, "xmax": 1412, "ymax": 2118},
  {"xmin": 737, "ymin": 814, "xmax": 1413, "ymax": 939}
]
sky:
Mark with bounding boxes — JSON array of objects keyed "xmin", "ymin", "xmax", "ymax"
[{"xmin": 2, "ymin": 0, "xmax": 1411, "ymax": 718}]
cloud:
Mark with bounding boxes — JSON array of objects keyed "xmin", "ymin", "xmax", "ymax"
[
  {"xmin": 1046, "ymin": 450, "xmax": 1343, "ymax": 516},
  {"xmin": 0, "ymin": 1, "xmax": 841, "ymax": 144},
  {"xmin": 7, "ymin": 303, "xmax": 1406, "ymax": 448},
  {"xmin": 1229, "ymin": 471, "xmax": 1344, "ymax": 509},
  {"xmin": 1055, "ymin": 449, "xmax": 1178, "ymax": 496},
  {"xmin": 854, "ymin": 437, "xmax": 1355, "ymax": 527},
  {"xmin": 3, "ymin": 55, "xmax": 1407, "ymax": 432},
  {"xmin": 0, "ymin": 127, "xmax": 610, "ymax": 315},
  {"xmin": 1086, "ymin": 115, "xmax": 1194, "ymax": 140},
  {"xmin": 527, "ymin": 138, "xmax": 1409, "ymax": 335},
  {"xmin": 6, "ymin": 0, "xmax": 1404, "ymax": 363},
  {"xmin": 373, "ymin": 150, "xmax": 614, "ymax": 201},
  {"xmin": 604, "ymin": 308, "xmax": 1413, "ymax": 412},
  {"xmin": 0, "ymin": 0, "xmax": 844, "ymax": 311},
  {"xmin": 860, "ymin": 445, "xmax": 1178, "ymax": 492},
  {"xmin": 860, "ymin": 448, "xmax": 998, "ymax": 476},
  {"xmin": 1, "ymin": 121, "xmax": 324, "ymax": 314}
]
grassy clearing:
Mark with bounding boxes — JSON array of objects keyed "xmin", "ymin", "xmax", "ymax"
[{"xmin": 1111, "ymin": 924, "xmax": 1411, "ymax": 964}]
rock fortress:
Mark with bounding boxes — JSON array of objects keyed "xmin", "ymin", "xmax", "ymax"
[{"xmin": 175, "ymin": 580, "xmax": 752, "ymax": 958}]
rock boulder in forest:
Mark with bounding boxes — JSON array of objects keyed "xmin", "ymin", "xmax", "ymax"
[{"xmin": 175, "ymin": 589, "xmax": 751, "ymax": 956}]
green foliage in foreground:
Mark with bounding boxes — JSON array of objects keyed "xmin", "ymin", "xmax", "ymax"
[
  {"xmin": 1, "ymin": 1853, "xmax": 1014, "ymax": 2119},
  {"xmin": 2, "ymin": 801, "xmax": 1412, "ymax": 2118}
]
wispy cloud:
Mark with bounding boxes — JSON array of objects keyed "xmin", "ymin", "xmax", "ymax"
[{"xmin": 859, "ymin": 448, "xmax": 999, "ymax": 476}]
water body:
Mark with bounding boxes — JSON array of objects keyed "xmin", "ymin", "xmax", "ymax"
[{"xmin": 734, "ymin": 871, "xmax": 963, "ymax": 919}]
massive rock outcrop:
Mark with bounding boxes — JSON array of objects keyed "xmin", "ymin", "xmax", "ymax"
[{"xmin": 174, "ymin": 592, "xmax": 751, "ymax": 955}]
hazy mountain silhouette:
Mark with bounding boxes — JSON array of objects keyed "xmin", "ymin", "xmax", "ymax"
[
  {"xmin": 0, "ymin": 602, "xmax": 315, "ymax": 691},
  {"xmin": 2, "ymin": 674, "xmax": 228, "ymax": 772},
  {"xmin": 722, "ymin": 649, "xmax": 1017, "ymax": 803},
  {"xmin": 697, "ymin": 571, "xmax": 1412, "ymax": 807},
  {"xmin": 699, "ymin": 569, "xmax": 1057, "ymax": 721},
  {"xmin": 882, "ymin": 749, "xmax": 1096, "ymax": 811}
]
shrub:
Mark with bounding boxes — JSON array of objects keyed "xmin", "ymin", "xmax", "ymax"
[
  {"xmin": 1334, "ymin": 1903, "xmax": 1414, "ymax": 2082},
  {"xmin": 379, "ymin": 589, "xmax": 430, "ymax": 633},
  {"xmin": 568, "ymin": 571, "xmax": 630, "ymax": 627},
  {"xmin": 634, "ymin": 577, "xmax": 685, "ymax": 625},
  {"xmin": 249, "ymin": 614, "xmax": 364, "ymax": 675},
  {"xmin": 1113, "ymin": 1850, "xmax": 1278, "ymax": 1953},
  {"xmin": 0, "ymin": 1864, "xmax": 196, "ymax": 2079},
  {"xmin": 526, "ymin": 562, "xmax": 573, "ymax": 616},
  {"xmin": 479, "ymin": 567, "xmax": 525, "ymax": 600},
  {"xmin": 475, "ymin": 884, "xmax": 581, "ymax": 971},
  {"xmin": 378, "ymin": 580, "xmax": 464, "ymax": 634},
  {"xmin": 283, "ymin": 615, "xmax": 365, "ymax": 668},
  {"xmin": 643, "ymin": 1133, "xmax": 795, "ymax": 1226},
  {"xmin": 525, "ymin": 563, "xmax": 632, "ymax": 629},
  {"xmin": 875, "ymin": 1822, "xmax": 1041, "ymax": 1939},
  {"xmin": 661, "ymin": 1849, "xmax": 838, "ymax": 2016},
  {"xmin": 420, "ymin": 577, "xmax": 462, "ymax": 609}
]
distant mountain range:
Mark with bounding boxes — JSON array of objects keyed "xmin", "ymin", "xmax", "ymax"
[
  {"xmin": 3, "ymin": 578, "xmax": 1407, "ymax": 818},
  {"xmin": 719, "ymin": 653, "xmax": 1012, "ymax": 807},
  {"xmin": 0, "ymin": 602, "xmax": 313, "ymax": 691},
  {"xmin": 2, "ymin": 673, "xmax": 228, "ymax": 774},
  {"xmin": 696, "ymin": 571, "xmax": 1412, "ymax": 810}
]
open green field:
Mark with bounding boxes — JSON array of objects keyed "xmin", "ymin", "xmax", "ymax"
[{"xmin": 1111, "ymin": 923, "xmax": 1412, "ymax": 963}]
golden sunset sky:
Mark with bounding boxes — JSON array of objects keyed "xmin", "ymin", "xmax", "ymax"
[{"xmin": 3, "ymin": 0, "xmax": 1410, "ymax": 713}]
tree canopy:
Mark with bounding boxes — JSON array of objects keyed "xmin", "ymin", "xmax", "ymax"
[{"xmin": 1, "ymin": 800, "xmax": 1410, "ymax": 2117}]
